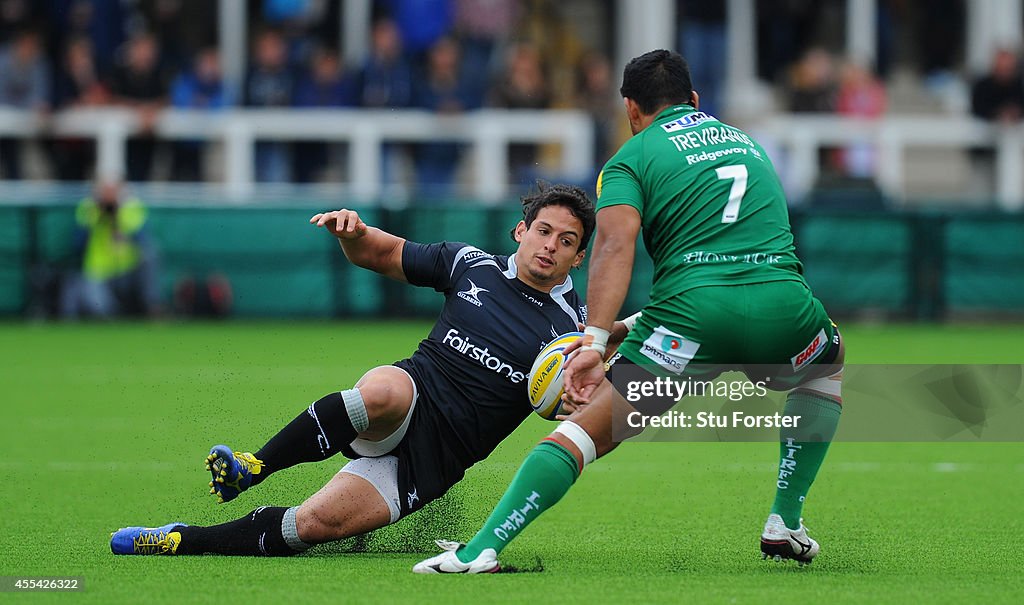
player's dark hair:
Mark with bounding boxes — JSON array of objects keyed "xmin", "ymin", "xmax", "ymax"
[
  {"xmin": 619, "ymin": 49, "xmax": 693, "ymax": 115},
  {"xmin": 513, "ymin": 181, "xmax": 596, "ymax": 251}
]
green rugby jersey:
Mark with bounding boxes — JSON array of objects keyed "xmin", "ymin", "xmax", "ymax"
[{"xmin": 596, "ymin": 105, "xmax": 805, "ymax": 304}]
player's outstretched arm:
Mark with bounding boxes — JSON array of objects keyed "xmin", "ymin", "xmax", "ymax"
[{"xmin": 310, "ymin": 209, "xmax": 407, "ymax": 282}]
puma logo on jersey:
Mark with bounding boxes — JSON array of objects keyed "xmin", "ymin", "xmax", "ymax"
[{"xmin": 660, "ymin": 111, "xmax": 715, "ymax": 132}]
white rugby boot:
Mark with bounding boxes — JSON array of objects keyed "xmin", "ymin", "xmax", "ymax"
[
  {"xmin": 412, "ymin": 540, "xmax": 500, "ymax": 574},
  {"xmin": 760, "ymin": 513, "xmax": 820, "ymax": 565}
]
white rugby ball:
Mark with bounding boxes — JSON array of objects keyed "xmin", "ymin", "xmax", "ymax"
[{"xmin": 528, "ymin": 331, "xmax": 583, "ymax": 420}]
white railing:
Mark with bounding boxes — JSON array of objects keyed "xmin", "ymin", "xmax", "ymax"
[
  {"xmin": 2, "ymin": 108, "xmax": 1023, "ymax": 210},
  {"xmin": 0, "ymin": 107, "xmax": 595, "ymax": 203},
  {"xmin": 747, "ymin": 114, "xmax": 1024, "ymax": 211}
]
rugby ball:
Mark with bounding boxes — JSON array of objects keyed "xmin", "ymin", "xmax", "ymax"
[{"xmin": 528, "ymin": 331, "xmax": 583, "ymax": 420}]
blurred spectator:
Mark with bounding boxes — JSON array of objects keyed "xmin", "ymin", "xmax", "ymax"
[
  {"xmin": 574, "ymin": 50, "xmax": 619, "ymax": 173},
  {"xmin": 515, "ymin": 0, "xmax": 585, "ymax": 106},
  {"xmin": 970, "ymin": 48, "xmax": 1024, "ymax": 123},
  {"xmin": 110, "ymin": 32, "xmax": 168, "ymax": 182},
  {"xmin": 381, "ymin": 0, "xmax": 454, "ymax": 66},
  {"xmin": 50, "ymin": 36, "xmax": 111, "ymax": 181},
  {"xmin": 412, "ymin": 36, "xmax": 480, "ymax": 197},
  {"xmin": 262, "ymin": 0, "xmax": 326, "ymax": 70},
  {"xmin": 294, "ymin": 46, "xmax": 357, "ymax": 107},
  {"xmin": 834, "ymin": 61, "xmax": 887, "ymax": 178},
  {"xmin": 0, "ymin": 29, "xmax": 49, "ymax": 180},
  {"xmin": 0, "ymin": 0, "xmax": 43, "ymax": 45},
  {"xmin": 452, "ymin": 0, "xmax": 519, "ymax": 79},
  {"xmin": 60, "ymin": 180, "xmax": 161, "ymax": 320},
  {"xmin": 786, "ymin": 47, "xmax": 837, "ymax": 113},
  {"xmin": 782, "ymin": 47, "xmax": 836, "ymax": 189},
  {"xmin": 357, "ymin": 18, "xmax": 413, "ymax": 109},
  {"xmin": 678, "ymin": 0, "xmax": 726, "ymax": 118},
  {"xmin": 293, "ymin": 46, "xmax": 358, "ymax": 183},
  {"xmin": 169, "ymin": 46, "xmax": 229, "ymax": 181},
  {"xmin": 53, "ymin": 37, "xmax": 110, "ymax": 108},
  {"xmin": 968, "ymin": 48, "xmax": 1024, "ymax": 198},
  {"xmin": 489, "ymin": 41, "xmax": 548, "ymax": 108},
  {"xmin": 756, "ymin": 0, "xmax": 824, "ymax": 84},
  {"xmin": 246, "ymin": 29, "xmax": 294, "ymax": 107},
  {"xmin": 245, "ymin": 28, "xmax": 294, "ymax": 182},
  {"xmin": 144, "ymin": 0, "xmax": 188, "ymax": 73},
  {"xmin": 488, "ymin": 41, "xmax": 550, "ymax": 185},
  {"xmin": 357, "ymin": 18, "xmax": 414, "ymax": 187},
  {"xmin": 46, "ymin": 0, "xmax": 127, "ymax": 78}
]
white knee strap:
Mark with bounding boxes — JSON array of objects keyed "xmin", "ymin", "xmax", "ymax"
[
  {"xmin": 799, "ymin": 367, "xmax": 843, "ymax": 399},
  {"xmin": 342, "ymin": 388, "xmax": 369, "ymax": 433},
  {"xmin": 553, "ymin": 421, "xmax": 597, "ymax": 469}
]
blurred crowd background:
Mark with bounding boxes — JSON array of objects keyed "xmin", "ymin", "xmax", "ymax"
[
  {"xmin": 2, "ymin": 0, "xmax": 1023, "ymax": 321},
  {"xmin": 0, "ymin": 0, "xmax": 1021, "ymax": 197}
]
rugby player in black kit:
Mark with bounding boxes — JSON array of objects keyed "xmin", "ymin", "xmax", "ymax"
[{"xmin": 110, "ymin": 183, "xmax": 600, "ymax": 558}]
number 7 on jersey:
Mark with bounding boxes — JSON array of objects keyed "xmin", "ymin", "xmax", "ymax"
[{"xmin": 715, "ymin": 164, "xmax": 748, "ymax": 223}]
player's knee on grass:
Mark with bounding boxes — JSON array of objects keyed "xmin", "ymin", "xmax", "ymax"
[
  {"xmin": 296, "ymin": 503, "xmax": 351, "ymax": 543},
  {"xmin": 295, "ymin": 494, "xmax": 386, "ymax": 544},
  {"xmin": 295, "ymin": 462, "xmax": 396, "ymax": 544}
]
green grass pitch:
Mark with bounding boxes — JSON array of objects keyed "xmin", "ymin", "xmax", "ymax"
[{"xmin": 1, "ymin": 321, "xmax": 1022, "ymax": 603}]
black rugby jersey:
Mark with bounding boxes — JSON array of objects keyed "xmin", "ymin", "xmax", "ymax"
[{"xmin": 395, "ymin": 241, "xmax": 586, "ymax": 466}]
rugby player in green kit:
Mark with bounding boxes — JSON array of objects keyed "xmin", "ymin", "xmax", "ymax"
[{"xmin": 415, "ymin": 49, "xmax": 844, "ymax": 573}]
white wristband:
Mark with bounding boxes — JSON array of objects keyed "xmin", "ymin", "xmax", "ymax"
[
  {"xmin": 621, "ymin": 311, "xmax": 642, "ymax": 332},
  {"xmin": 580, "ymin": 326, "xmax": 610, "ymax": 356}
]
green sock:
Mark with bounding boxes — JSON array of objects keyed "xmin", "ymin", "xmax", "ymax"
[
  {"xmin": 771, "ymin": 390, "xmax": 842, "ymax": 530},
  {"xmin": 457, "ymin": 440, "xmax": 579, "ymax": 563}
]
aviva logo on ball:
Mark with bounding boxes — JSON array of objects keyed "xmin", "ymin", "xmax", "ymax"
[{"xmin": 528, "ymin": 331, "xmax": 583, "ymax": 420}]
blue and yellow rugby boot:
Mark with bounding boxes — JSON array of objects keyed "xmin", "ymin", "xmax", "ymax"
[{"xmin": 206, "ymin": 445, "xmax": 264, "ymax": 503}]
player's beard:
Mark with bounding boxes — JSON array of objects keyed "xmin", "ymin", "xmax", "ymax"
[{"xmin": 525, "ymin": 258, "xmax": 560, "ymax": 288}]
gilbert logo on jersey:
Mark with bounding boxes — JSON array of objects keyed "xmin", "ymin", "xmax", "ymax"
[{"xmin": 457, "ymin": 280, "xmax": 488, "ymax": 307}]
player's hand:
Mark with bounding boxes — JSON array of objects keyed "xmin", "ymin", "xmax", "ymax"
[
  {"xmin": 563, "ymin": 347, "xmax": 606, "ymax": 405},
  {"xmin": 554, "ymin": 397, "xmax": 582, "ymax": 420},
  {"xmin": 556, "ymin": 378, "xmax": 592, "ymax": 419},
  {"xmin": 555, "ymin": 333, "xmax": 587, "ymax": 418},
  {"xmin": 310, "ymin": 209, "xmax": 367, "ymax": 239},
  {"xmin": 606, "ymin": 320, "xmax": 629, "ymax": 360},
  {"xmin": 571, "ymin": 322, "xmax": 624, "ymax": 362}
]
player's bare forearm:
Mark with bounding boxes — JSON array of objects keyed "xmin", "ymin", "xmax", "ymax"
[
  {"xmin": 585, "ymin": 205, "xmax": 641, "ymax": 330},
  {"xmin": 310, "ymin": 210, "xmax": 407, "ymax": 282},
  {"xmin": 339, "ymin": 227, "xmax": 407, "ymax": 281}
]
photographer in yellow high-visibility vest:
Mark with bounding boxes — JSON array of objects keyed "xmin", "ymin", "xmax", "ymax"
[{"xmin": 60, "ymin": 180, "xmax": 161, "ymax": 319}]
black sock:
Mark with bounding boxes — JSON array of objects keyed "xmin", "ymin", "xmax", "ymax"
[
  {"xmin": 252, "ymin": 391, "xmax": 362, "ymax": 485},
  {"xmin": 174, "ymin": 507, "xmax": 302, "ymax": 556}
]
